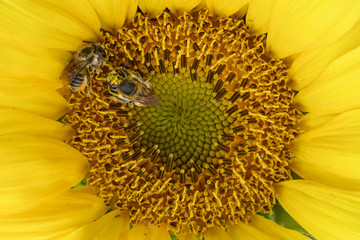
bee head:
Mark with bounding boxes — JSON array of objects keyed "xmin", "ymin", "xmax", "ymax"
[
  {"xmin": 96, "ymin": 44, "xmax": 107, "ymax": 60},
  {"xmin": 78, "ymin": 46, "xmax": 93, "ymax": 57}
]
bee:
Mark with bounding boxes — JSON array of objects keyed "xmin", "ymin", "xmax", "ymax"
[
  {"xmin": 107, "ymin": 69, "xmax": 161, "ymax": 107},
  {"xmin": 60, "ymin": 43, "xmax": 107, "ymax": 92}
]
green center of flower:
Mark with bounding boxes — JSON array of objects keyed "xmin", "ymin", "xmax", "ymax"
[
  {"xmin": 130, "ymin": 71, "xmax": 231, "ymax": 178},
  {"xmin": 64, "ymin": 9, "xmax": 303, "ymax": 236}
]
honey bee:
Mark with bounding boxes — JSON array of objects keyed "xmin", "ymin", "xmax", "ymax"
[
  {"xmin": 107, "ymin": 69, "xmax": 161, "ymax": 107},
  {"xmin": 60, "ymin": 43, "xmax": 107, "ymax": 92}
]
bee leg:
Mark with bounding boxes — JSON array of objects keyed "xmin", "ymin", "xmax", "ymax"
[
  {"xmin": 88, "ymin": 65, "xmax": 95, "ymax": 73},
  {"xmin": 109, "ymin": 96, "xmax": 122, "ymax": 102},
  {"xmin": 85, "ymin": 70, "xmax": 93, "ymax": 97},
  {"xmin": 94, "ymin": 68, "xmax": 102, "ymax": 76}
]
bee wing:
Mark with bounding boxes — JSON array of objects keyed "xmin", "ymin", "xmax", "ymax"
[
  {"xmin": 60, "ymin": 58, "xmax": 91, "ymax": 83},
  {"xmin": 139, "ymin": 94, "xmax": 161, "ymax": 106},
  {"xmin": 136, "ymin": 82, "xmax": 161, "ymax": 106}
]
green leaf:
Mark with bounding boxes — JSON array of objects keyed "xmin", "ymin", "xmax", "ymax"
[
  {"xmin": 169, "ymin": 230, "xmax": 179, "ymax": 240},
  {"xmin": 256, "ymin": 212, "xmax": 271, "ymax": 220},
  {"xmin": 57, "ymin": 114, "xmax": 66, "ymax": 123},
  {"xmin": 73, "ymin": 177, "xmax": 87, "ymax": 188},
  {"xmin": 271, "ymin": 200, "xmax": 309, "ymax": 234},
  {"xmin": 291, "ymin": 170, "xmax": 304, "ymax": 180}
]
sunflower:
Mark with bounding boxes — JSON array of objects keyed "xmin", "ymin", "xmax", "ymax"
[{"xmin": 1, "ymin": 0, "xmax": 360, "ymax": 239}]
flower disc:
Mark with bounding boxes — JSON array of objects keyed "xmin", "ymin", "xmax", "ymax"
[{"xmin": 65, "ymin": 10, "xmax": 302, "ymax": 235}]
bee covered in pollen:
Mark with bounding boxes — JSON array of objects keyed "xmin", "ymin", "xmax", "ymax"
[
  {"xmin": 60, "ymin": 43, "xmax": 107, "ymax": 93},
  {"xmin": 107, "ymin": 69, "xmax": 161, "ymax": 107}
]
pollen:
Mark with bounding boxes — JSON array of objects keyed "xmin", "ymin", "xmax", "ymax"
[{"xmin": 65, "ymin": 10, "xmax": 302, "ymax": 236}]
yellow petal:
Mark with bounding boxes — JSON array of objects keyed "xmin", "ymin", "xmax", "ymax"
[
  {"xmin": 231, "ymin": 4, "xmax": 248, "ymax": 19},
  {"xmin": 206, "ymin": 0, "xmax": 250, "ymax": 16},
  {"xmin": 164, "ymin": 0, "xmax": 203, "ymax": 15},
  {"xmin": 266, "ymin": 0, "xmax": 360, "ymax": 58},
  {"xmin": 226, "ymin": 218, "xmax": 308, "ymax": 240},
  {"xmin": 61, "ymin": 210, "xmax": 129, "ymax": 240},
  {"xmin": 0, "ymin": 91, "xmax": 68, "ymax": 120},
  {"xmin": 300, "ymin": 112, "xmax": 336, "ymax": 131},
  {"xmin": 276, "ymin": 180, "xmax": 360, "ymax": 240},
  {"xmin": 178, "ymin": 232, "xmax": 198, "ymax": 240},
  {"xmin": 205, "ymin": 227, "xmax": 232, "ymax": 240},
  {"xmin": 71, "ymin": 185, "xmax": 99, "ymax": 195},
  {"xmin": 127, "ymin": 224, "xmax": 149, "ymax": 240},
  {"xmin": 206, "ymin": 220, "xmax": 308, "ymax": 240},
  {"xmin": 0, "ymin": 23, "xmax": 14, "ymax": 42},
  {"xmin": 246, "ymin": 0, "xmax": 274, "ymax": 34},
  {"xmin": 191, "ymin": 0, "xmax": 207, "ymax": 13},
  {"xmin": 289, "ymin": 21, "xmax": 360, "ymax": 91},
  {"xmin": 147, "ymin": 226, "xmax": 171, "ymax": 240},
  {"xmin": 126, "ymin": 0, "xmax": 139, "ymax": 24},
  {"xmin": 227, "ymin": 223, "xmax": 273, "ymax": 240},
  {"xmin": 43, "ymin": 0, "xmax": 102, "ymax": 38},
  {"xmin": 0, "ymin": 134, "xmax": 88, "ymax": 215},
  {"xmin": 0, "ymin": 43, "xmax": 68, "ymax": 93},
  {"xmin": 294, "ymin": 46, "xmax": 360, "ymax": 115},
  {"xmin": 138, "ymin": 0, "xmax": 166, "ymax": 17},
  {"xmin": 0, "ymin": 109, "xmax": 73, "ymax": 142},
  {"xmin": 0, "ymin": 0, "xmax": 99, "ymax": 51},
  {"xmin": 0, "ymin": 190, "xmax": 107, "ymax": 240},
  {"xmin": 88, "ymin": 0, "xmax": 139, "ymax": 32},
  {"xmin": 249, "ymin": 215, "xmax": 311, "ymax": 240},
  {"xmin": 291, "ymin": 109, "xmax": 360, "ymax": 190},
  {"xmin": 0, "ymin": 76, "xmax": 61, "ymax": 97},
  {"xmin": 128, "ymin": 224, "xmax": 169, "ymax": 240}
]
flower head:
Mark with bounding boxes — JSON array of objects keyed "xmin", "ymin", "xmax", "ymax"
[{"xmin": 1, "ymin": 0, "xmax": 360, "ymax": 240}]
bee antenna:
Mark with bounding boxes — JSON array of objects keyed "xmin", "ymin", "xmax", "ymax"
[
  {"xmin": 117, "ymin": 62, "xmax": 129, "ymax": 73},
  {"xmin": 83, "ymin": 40, "xmax": 95, "ymax": 44},
  {"xmin": 99, "ymin": 83, "xmax": 109, "ymax": 95}
]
